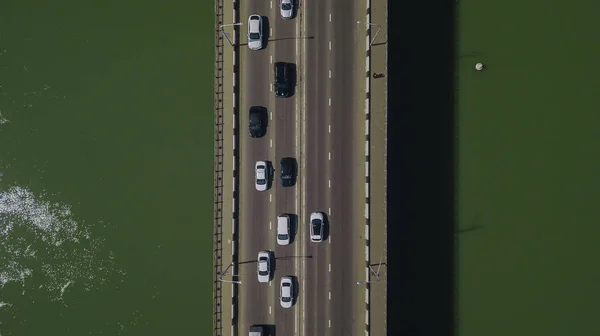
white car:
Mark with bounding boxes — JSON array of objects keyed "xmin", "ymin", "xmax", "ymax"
[
  {"xmin": 277, "ymin": 215, "xmax": 291, "ymax": 245},
  {"xmin": 257, "ymin": 251, "xmax": 271, "ymax": 283},
  {"xmin": 255, "ymin": 161, "xmax": 268, "ymax": 191},
  {"xmin": 279, "ymin": 276, "xmax": 294, "ymax": 308},
  {"xmin": 247, "ymin": 14, "xmax": 263, "ymax": 50},
  {"xmin": 280, "ymin": 0, "xmax": 293, "ymax": 19},
  {"xmin": 309, "ymin": 212, "xmax": 324, "ymax": 242}
]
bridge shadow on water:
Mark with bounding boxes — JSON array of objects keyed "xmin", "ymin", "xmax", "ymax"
[{"xmin": 387, "ymin": 0, "xmax": 457, "ymax": 335}]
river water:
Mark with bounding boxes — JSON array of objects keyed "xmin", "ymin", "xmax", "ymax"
[{"xmin": 1, "ymin": 1, "xmax": 214, "ymax": 334}]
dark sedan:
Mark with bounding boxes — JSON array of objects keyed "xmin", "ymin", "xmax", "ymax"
[
  {"xmin": 280, "ymin": 157, "xmax": 296, "ymax": 187},
  {"xmin": 249, "ymin": 106, "xmax": 267, "ymax": 138}
]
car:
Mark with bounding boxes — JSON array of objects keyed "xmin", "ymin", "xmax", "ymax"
[
  {"xmin": 280, "ymin": 157, "xmax": 295, "ymax": 187},
  {"xmin": 249, "ymin": 106, "xmax": 266, "ymax": 138},
  {"xmin": 277, "ymin": 215, "xmax": 291, "ymax": 245},
  {"xmin": 255, "ymin": 161, "xmax": 268, "ymax": 191},
  {"xmin": 280, "ymin": 0, "xmax": 293, "ymax": 19},
  {"xmin": 274, "ymin": 62, "xmax": 291, "ymax": 98},
  {"xmin": 279, "ymin": 276, "xmax": 294, "ymax": 308},
  {"xmin": 257, "ymin": 251, "xmax": 271, "ymax": 283},
  {"xmin": 247, "ymin": 14, "xmax": 263, "ymax": 50},
  {"xmin": 249, "ymin": 325, "xmax": 264, "ymax": 336},
  {"xmin": 309, "ymin": 212, "xmax": 324, "ymax": 242}
]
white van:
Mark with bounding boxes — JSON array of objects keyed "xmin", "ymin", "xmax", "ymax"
[{"xmin": 277, "ymin": 215, "xmax": 291, "ymax": 245}]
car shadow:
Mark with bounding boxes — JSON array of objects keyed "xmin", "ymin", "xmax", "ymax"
[
  {"xmin": 322, "ymin": 212, "xmax": 330, "ymax": 241},
  {"xmin": 262, "ymin": 16, "xmax": 270, "ymax": 49},
  {"xmin": 270, "ymin": 250, "xmax": 277, "ymax": 277},
  {"xmin": 288, "ymin": 63, "xmax": 297, "ymax": 96},
  {"xmin": 266, "ymin": 160, "xmax": 274, "ymax": 190},
  {"xmin": 291, "ymin": 275, "xmax": 299, "ymax": 305},
  {"xmin": 288, "ymin": 213, "xmax": 298, "ymax": 244}
]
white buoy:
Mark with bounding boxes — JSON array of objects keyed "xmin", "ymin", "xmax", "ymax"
[{"xmin": 475, "ymin": 63, "xmax": 484, "ymax": 71}]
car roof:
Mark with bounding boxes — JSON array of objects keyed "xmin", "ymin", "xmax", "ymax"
[{"xmin": 249, "ymin": 16, "xmax": 260, "ymax": 32}]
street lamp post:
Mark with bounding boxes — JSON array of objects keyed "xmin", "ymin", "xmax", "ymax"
[
  {"xmin": 356, "ymin": 21, "xmax": 383, "ymax": 46},
  {"xmin": 218, "ymin": 262, "xmax": 242, "ymax": 284},
  {"xmin": 220, "ymin": 22, "xmax": 243, "ymax": 47},
  {"xmin": 356, "ymin": 264, "xmax": 382, "ymax": 285}
]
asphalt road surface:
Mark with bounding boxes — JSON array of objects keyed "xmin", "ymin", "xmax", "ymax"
[{"xmin": 237, "ymin": 1, "xmax": 362, "ymax": 335}]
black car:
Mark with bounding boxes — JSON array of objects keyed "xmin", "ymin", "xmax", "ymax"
[
  {"xmin": 280, "ymin": 157, "xmax": 296, "ymax": 187},
  {"xmin": 249, "ymin": 106, "xmax": 267, "ymax": 138},
  {"xmin": 274, "ymin": 62, "xmax": 291, "ymax": 98}
]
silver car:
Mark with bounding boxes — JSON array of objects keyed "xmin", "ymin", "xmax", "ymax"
[
  {"xmin": 309, "ymin": 212, "xmax": 324, "ymax": 242},
  {"xmin": 279, "ymin": 276, "xmax": 294, "ymax": 308},
  {"xmin": 277, "ymin": 215, "xmax": 291, "ymax": 245},
  {"xmin": 247, "ymin": 14, "xmax": 263, "ymax": 50},
  {"xmin": 255, "ymin": 161, "xmax": 267, "ymax": 191},
  {"xmin": 257, "ymin": 251, "xmax": 271, "ymax": 283},
  {"xmin": 280, "ymin": 0, "xmax": 293, "ymax": 19}
]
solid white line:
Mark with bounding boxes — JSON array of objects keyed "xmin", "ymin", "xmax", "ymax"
[
  {"xmin": 329, "ymin": 152, "xmax": 331, "ymax": 160},
  {"xmin": 269, "ymin": 306, "xmax": 272, "ymax": 314},
  {"xmin": 329, "ymin": 264, "xmax": 331, "ymax": 272},
  {"xmin": 329, "ymin": 41, "xmax": 331, "ymax": 50},
  {"xmin": 329, "ymin": 13, "xmax": 332, "ymax": 22},
  {"xmin": 328, "ymin": 98, "xmax": 331, "ymax": 106},
  {"xmin": 328, "ymin": 180, "xmax": 331, "ymax": 188},
  {"xmin": 328, "ymin": 125, "xmax": 331, "ymax": 133},
  {"xmin": 329, "ymin": 70, "xmax": 331, "ymax": 78},
  {"xmin": 270, "ymin": 139, "xmax": 273, "ymax": 147},
  {"xmin": 270, "ymin": 194, "xmax": 272, "ymax": 202}
]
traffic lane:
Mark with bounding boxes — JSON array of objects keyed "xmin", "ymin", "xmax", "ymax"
[
  {"xmin": 328, "ymin": 0, "xmax": 360, "ymax": 333},
  {"xmin": 303, "ymin": 0, "xmax": 332, "ymax": 334},
  {"xmin": 238, "ymin": 0, "xmax": 277, "ymax": 330}
]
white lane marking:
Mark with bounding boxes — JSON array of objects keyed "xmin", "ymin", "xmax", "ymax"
[
  {"xmin": 270, "ymin": 28, "xmax": 273, "ymax": 36},
  {"xmin": 328, "ymin": 98, "xmax": 331, "ymax": 106},
  {"xmin": 329, "ymin": 125, "xmax": 331, "ymax": 133},
  {"xmin": 329, "ymin": 152, "xmax": 331, "ymax": 160},
  {"xmin": 329, "ymin": 291, "xmax": 331, "ymax": 299},
  {"xmin": 270, "ymin": 139, "xmax": 273, "ymax": 147},
  {"xmin": 329, "ymin": 41, "xmax": 331, "ymax": 50},
  {"xmin": 329, "ymin": 320, "xmax": 331, "ymax": 328},
  {"xmin": 329, "ymin": 264, "xmax": 331, "ymax": 272},
  {"xmin": 329, "ymin": 14, "xmax": 332, "ymax": 22},
  {"xmin": 270, "ymin": 0, "xmax": 273, "ymax": 9},
  {"xmin": 269, "ymin": 306, "xmax": 272, "ymax": 314},
  {"xmin": 270, "ymin": 194, "xmax": 272, "ymax": 202},
  {"xmin": 270, "ymin": 85, "xmax": 273, "ymax": 92},
  {"xmin": 270, "ymin": 112, "xmax": 273, "ymax": 120},
  {"xmin": 328, "ymin": 180, "xmax": 331, "ymax": 188},
  {"xmin": 269, "ymin": 281, "xmax": 272, "ymax": 287},
  {"xmin": 270, "ymin": 55, "xmax": 273, "ymax": 64},
  {"xmin": 329, "ymin": 70, "xmax": 331, "ymax": 78},
  {"xmin": 270, "ymin": 221, "xmax": 272, "ymax": 230},
  {"xmin": 328, "ymin": 207, "xmax": 331, "ymax": 214}
]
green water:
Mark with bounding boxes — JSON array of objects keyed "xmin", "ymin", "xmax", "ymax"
[
  {"xmin": 456, "ymin": 1, "xmax": 600, "ymax": 335},
  {"xmin": 1, "ymin": 1, "xmax": 214, "ymax": 334}
]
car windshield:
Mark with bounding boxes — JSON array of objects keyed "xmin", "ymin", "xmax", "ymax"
[
  {"xmin": 249, "ymin": 32, "xmax": 260, "ymax": 40},
  {"xmin": 259, "ymin": 270, "xmax": 268, "ymax": 276},
  {"xmin": 278, "ymin": 233, "xmax": 288, "ymax": 240},
  {"xmin": 282, "ymin": 296, "xmax": 291, "ymax": 302},
  {"xmin": 282, "ymin": 3, "xmax": 292, "ymax": 10},
  {"xmin": 257, "ymin": 179, "xmax": 266, "ymax": 185}
]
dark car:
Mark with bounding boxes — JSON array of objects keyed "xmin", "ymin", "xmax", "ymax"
[
  {"xmin": 274, "ymin": 62, "xmax": 291, "ymax": 98},
  {"xmin": 249, "ymin": 106, "xmax": 267, "ymax": 138},
  {"xmin": 280, "ymin": 157, "xmax": 296, "ymax": 187}
]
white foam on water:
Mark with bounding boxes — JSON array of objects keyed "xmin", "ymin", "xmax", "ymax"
[{"xmin": 0, "ymin": 184, "xmax": 125, "ymax": 306}]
